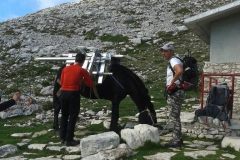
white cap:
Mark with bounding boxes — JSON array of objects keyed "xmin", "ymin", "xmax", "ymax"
[{"xmin": 160, "ymin": 44, "xmax": 174, "ymax": 51}]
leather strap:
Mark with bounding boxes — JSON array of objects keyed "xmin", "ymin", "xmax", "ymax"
[{"xmin": 92, "ymin": 84, "xmax": 100, "ymax": 99}]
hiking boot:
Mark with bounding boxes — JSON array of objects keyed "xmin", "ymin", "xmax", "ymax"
[
  {"xmin": 60, "ymin": 139, "xmax": 65, "ymax": 144},
  {"xmin": 165, "ymin": 139, "xmax": 183, "ymax": 148},
  {"xmin": 227, "ymin": 118, "xmax": 231, "ymax": 126},
  {"xmin": 191, "ymin": 115, "xmax": 198, "ymax": 124},
  {"xmin": 180, "ymin": 138, "xmax": 183, "ymax": 146},
  {"xmin": 65, "ymin": 140, "xmax": 80, "ymax": 146}
]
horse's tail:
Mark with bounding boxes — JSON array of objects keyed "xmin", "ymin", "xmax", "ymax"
[
  {"xmin": 53, "ymin": 64, "xmax": 66, "ymax": 107},
  {"xmin": 52, "ymin": 64, "xmax": 66, "ymax": 131}
]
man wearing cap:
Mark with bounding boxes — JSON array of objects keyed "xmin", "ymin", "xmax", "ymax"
[{"xmin": 161, "ymin": 43, "xmax": 184, "ymax": 148}]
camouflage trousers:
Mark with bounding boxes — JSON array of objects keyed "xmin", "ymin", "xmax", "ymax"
[{"xmin": 167, "ymin": 89, "xmax": 185, "ymax": 141}]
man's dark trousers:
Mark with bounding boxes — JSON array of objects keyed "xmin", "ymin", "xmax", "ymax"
[{"xmin": 60, "ymin": 90, "xmax": 80, "ymax": 142}]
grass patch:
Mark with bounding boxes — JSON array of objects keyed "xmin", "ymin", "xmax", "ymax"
[
  {"xmin": 99, "ymin": 34, "xmax": 129, "ymax": 43},
  {"xmin": 81, "ymin": 15, "xmax": 89, "ymax": 19},
  {"xmin": 9, "ymin": 42, "xmax": 21, "ymax": 49},
  {"xmin": 127, "ymin": 141, "xmax": 166, "ymax": 160},
  {"xmin": 174, "ymin": 8, "xmax": 192, "ymax": 15},
  {"xmin": 4, "ymin": 29, "xmax": 16, "ymax": 35},
  {"xmin": 85, "ymin": 123, "xmax": 108, "ymax": 133},
  {"xmin": 83, "ymin": 28, "xmax": 99, "ymax": 40},
  {"xmin": 0, "ymin": 115, "xmax": 51, "ymax": 145}
]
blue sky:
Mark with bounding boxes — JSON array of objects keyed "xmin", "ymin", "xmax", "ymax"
[{"xmin": 0, "ymin": 0, "xmax": 79, "ymax": 22}]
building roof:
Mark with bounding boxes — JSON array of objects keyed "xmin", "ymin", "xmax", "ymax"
[{"xmin": 184, "ymin": 1, "xmax": 240, "ymax": 44}]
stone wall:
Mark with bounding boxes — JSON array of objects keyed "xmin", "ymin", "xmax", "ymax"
[{"xmin": 202, "ymin": 62, "xmax": 240, "ymax": 112}]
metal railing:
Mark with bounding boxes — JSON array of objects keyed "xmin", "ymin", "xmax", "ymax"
[{"xmin": 201, "ymin": 73, "xmax": 240, "ymax": 119}]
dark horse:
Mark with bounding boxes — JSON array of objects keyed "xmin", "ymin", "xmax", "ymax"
[{"xmin": 53, "ymin": 62, "xmax": 157, "ymax": 133}]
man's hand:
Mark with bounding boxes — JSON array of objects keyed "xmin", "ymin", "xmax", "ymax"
[{"xmin": 12, "ymin": 92, "xmax": 20, "ymax": 101}]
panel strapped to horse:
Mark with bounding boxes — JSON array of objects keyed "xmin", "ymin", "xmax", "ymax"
[
  {"xmin": 193, "ymin": 83, "xmax": 232, "ymax": 128},
  {"xmin": 35, "ymin": 52, "xmax": 137, "ymax": 84}
]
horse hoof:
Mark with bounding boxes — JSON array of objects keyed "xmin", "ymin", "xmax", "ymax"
[{"xmin": 54, "ymin": 130, "xmax": 60, "ymax": 137}]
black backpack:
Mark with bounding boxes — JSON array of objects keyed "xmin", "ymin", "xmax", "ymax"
[
  {"xmin": 194, "ymin": 83, "xmax": 232, "ymax": 127},
  {"xmin": 169, "ymin": 51, "xmax": 198, "ymax": 91}
]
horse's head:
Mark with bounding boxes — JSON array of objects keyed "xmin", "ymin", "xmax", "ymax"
[{"xmin": 138, "ymin": 108, "xmax": 157, "ymax": 126}]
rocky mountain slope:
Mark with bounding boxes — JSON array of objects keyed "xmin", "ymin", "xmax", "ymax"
[{"xmin": 0, "ymin": 0, "xmax": 235, "ymax": 96}]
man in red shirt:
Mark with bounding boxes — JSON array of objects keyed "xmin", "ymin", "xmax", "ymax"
[{"xmin": 60, "ymin": 53, "xmax": 93, "ymax": 146}]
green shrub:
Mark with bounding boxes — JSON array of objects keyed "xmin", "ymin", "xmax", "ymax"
[
  {"xmin": 99, "ymin": 34, "xmax": 129, "ymax": 43},
  {"xmin": 3, "ymin": 85, "xmax": 20, "ymax": 95},
  {"xmin": 81, "ymin": 15, "xmax": 88, "ymax": 19},
  {"xmin": 41, "ymin": 81, "xmax": 51, "ymax": 87},
  {"xmin": 119, "ymin": 7, "xmax": 128, "ymax": 14},
  {"xmin": 174, "ymin": 8, "xmax": 192, "ymax": 15},
  {"xmin": 41, "ymin": 101, "xmax": 53, "ymax": 111},
  {"xmin": 10, "ymin": 42, "xmax": 21, "ymax": 49},
  {"xmin": 84, "ymin": 28, "xmax": 99, "ymax": 40},
  {"xmin": 4, "ymin": 29, "xmax": 16, "ymax": 35},
  {"xmin": 33, "ymin": 87, "xmax": 42, "ymax": 96}
]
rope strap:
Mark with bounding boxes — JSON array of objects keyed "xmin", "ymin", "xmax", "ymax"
[{"xmin": 139, "ymin": 109, "xmax": 155, "ymax": 126}]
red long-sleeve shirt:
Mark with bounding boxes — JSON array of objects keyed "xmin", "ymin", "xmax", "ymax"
[{"xmin": 60, "ymin": 64, "xmax": 93, "ymax": 91}]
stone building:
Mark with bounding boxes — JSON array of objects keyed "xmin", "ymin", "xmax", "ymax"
[{"xmin": 184, "ymin": 1, "xmax": 240, "ymax": 112}]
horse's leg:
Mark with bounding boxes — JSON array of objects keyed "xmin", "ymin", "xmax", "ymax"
[
  {"xmin": 53, "ymin": 100, "xmax": 61, "ymax": 136},
  {"xmin": 110, "ymin": 94, "xmax": 126, "ymax": 134}
]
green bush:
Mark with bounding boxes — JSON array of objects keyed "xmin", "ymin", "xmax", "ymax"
[
  {"xmin": 41, "ymin": 101, "xmax": 53, "ymax": 111},
  {"xmin": 99, "ymin": 34, "xmax": 129, "ymax": 43},
  {"xmin": 174, "ymin": 8, "xmax": 192, "ymax": 15},
  {"xmin": 33, "ymin": 87, "xmax": 42, "ymax": 96},
  {"xmin": 84, "ymin": 28, "xmax": 99, "ymax": 40}
]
